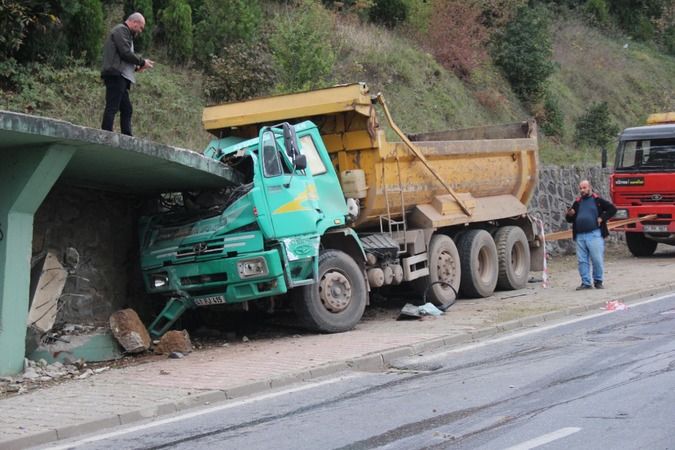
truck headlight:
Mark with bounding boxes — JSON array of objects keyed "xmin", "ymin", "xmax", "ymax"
[
  {"xmin": 614, "ymin": 209, "xmax": 628, "ymax": 219},
  {"xmin": 237, "ymin": 258, "xmax": 268, "ymax": 278},
  {"xmin": 151, "ymin": 272, "xmax": 169, "ymax": 288}
]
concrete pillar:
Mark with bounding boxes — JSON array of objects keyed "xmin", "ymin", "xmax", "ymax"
[{"xmin": 0, "ymin": 145, "xmax": 74, "ymax": 375}]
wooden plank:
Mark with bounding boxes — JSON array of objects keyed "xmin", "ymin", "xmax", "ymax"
[{"xmin": 545, "ymin": 214, "xmax": 657, "ymax": 241}]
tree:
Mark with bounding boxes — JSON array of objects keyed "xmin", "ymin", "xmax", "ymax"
[
  {"xmin": 271, "ymin": 0, "xmax": 336, "ymax": 93},
  {"xmin": 574, "ymin": 102, "xmax": 619, "ymax": 148},
  {"xmin": 192, "ymin": 0, "xmax": 261, "ymax": 67},
  {"xmin": 369, "ymin": 0, "xmax": 407, "ymax": 28},
  {"xmin": 492, "ymin": 5, "xmax": 554, "ymax": 103},
  {"xmin": 68, "ymin": 0, "xmax": 104, "ymax": 65},
  {"xmin": 161, "ymin": 0, "xmax": 193, "ymax": 64}
]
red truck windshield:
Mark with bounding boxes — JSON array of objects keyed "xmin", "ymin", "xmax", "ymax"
[{"xmin": 615, "ymin": 137, "xmax": 675, "ymax": 172}]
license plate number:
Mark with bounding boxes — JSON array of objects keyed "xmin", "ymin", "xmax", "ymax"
[
  {"xmin": 193, "ymin": 295, "xmax": 226, "ymax": 306},
  {"xmin": 644, "ymin": 225, "xmax": 668, "ymax": 232}
]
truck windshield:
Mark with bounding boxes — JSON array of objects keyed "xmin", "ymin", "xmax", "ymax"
[{"xmin": 615, "ymin": 137, "xmax": 675, "ymax": 172}]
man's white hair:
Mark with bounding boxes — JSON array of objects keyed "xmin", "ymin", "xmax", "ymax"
[{"xmin": 127, "ymin": 12, "xmax": 145, "ymax": 23}]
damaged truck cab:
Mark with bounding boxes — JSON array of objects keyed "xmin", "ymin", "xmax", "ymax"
[{"xmin": 140, "ymin": 121, "xmax": 366, "ymax": 337}]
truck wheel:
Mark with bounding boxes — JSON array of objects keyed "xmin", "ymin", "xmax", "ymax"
[
  {"xmin": 292, "ymin": 249, "xmax": 367, "ymax": 333},
  {"xmin": 458, "ymin": 229, "xmax": 498, "ymax": 298},
  {"xmin": 413, "ymin": 234, "xmax": 460, "ymax": 306},
  {"xmin": 626, "ymin": 232, "xmax": 657, "ymax": 257},
  {"xmin": 495, "ymin": 226, "xmax": 530, "ymax": 290}
]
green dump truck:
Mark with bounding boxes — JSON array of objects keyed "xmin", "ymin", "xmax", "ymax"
[{"xmin": 140, "ymin": 83, "xmax": 543, "ymax": 337}]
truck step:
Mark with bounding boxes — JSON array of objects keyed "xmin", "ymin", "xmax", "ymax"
[{"xmin": 148, "ymin": 297, "xmax": 191, "ymax": 339}]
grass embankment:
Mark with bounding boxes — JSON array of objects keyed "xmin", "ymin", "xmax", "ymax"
[{"xmin": 1, "ymin": 16, "xmax": 673, "ymax": 163}]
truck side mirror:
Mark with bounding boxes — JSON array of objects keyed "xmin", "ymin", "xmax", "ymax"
[
  {"xmin": 282, "ymin": 123, "xmax": 299, "ymax": 158},
  {"xmin": 294, "ymin": 154, "xmax": 307, "ymax": 171}
]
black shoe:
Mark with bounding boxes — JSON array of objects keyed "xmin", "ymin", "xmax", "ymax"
[
  {"xmin": 594, "ymin": 281, "xmax": 604, "ymax": 289},
  {"xmin": 576, "ymin": 284, "xmax": 592, "ymax": 291}
]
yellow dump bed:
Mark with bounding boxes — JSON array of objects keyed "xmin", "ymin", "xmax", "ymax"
[{"xmin": 203, "ymin": 83, "xmax": 538, "ymax": 229}]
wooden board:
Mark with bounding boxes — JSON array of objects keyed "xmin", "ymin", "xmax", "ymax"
[{"xmin": 545, "ymin": 214, "xmax": 657, "ymax": 241}]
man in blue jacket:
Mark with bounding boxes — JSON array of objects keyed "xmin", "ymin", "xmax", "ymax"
[
  {"xmin": 565, "ymin": 179, "xmax": 617, "ymax": 290},
  {"xmin": 101, "ymin": 12, "xmax": 154, "ymax": 136}
]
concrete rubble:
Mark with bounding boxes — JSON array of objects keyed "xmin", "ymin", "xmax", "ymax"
[
  {"xmin": 109, "ymin": 309, "xmax": 151, "ymax": 353},
  {"xmin": 155, "ymin": 330, "xmax": 193, "ymax": 355}
]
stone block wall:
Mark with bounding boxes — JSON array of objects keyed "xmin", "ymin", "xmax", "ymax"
[
  {"xmin": 529, "ymin": 165, "xmax": 620, "ymax": 255},
  {"xmin": 33, "ymin": 185, "xmax": 147, "ymax": 326}
]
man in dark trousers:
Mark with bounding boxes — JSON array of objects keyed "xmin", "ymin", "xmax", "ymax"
[
  {"xmin": 565, "ymin": 179, "xmax": 617, "ymax": 290},
  {"xmin": 101, "ymin": 12, "xmax": 154, "ymax": 136}
]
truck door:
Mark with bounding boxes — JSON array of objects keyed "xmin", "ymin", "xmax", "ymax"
[{"xmin": 259, "ymin": 128, "xmax": 320, "ymax": 238}]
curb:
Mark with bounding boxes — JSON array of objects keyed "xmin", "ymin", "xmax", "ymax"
[{"xmin": 2, "ymin": 283, "xmax": 674, "ymax": 450}]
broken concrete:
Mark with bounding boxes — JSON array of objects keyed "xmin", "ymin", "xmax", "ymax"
[
  {"xmin": 27, "ymin": 252, "xmax": 67, "ymax": 333},
  {"xmin": 28, "ymin": 329, "xmax": 123, "ymax": 364},
  {"xmin": 155, "ymin": 330, "xmax": 192, "ymax": 355},
  {"xmin": 109, "ymin": 309, "xmax": 151, "ymax": 354}
]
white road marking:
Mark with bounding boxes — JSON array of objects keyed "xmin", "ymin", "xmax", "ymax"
[
  {"xmin": 505, "ymin": 427, "xmax": 582, "ymax": 450},
  {"xmin": 42, "ymin": 374, "xmax": 364, "ymax": 450}
]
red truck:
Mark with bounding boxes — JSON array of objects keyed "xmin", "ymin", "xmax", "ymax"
[{"xmin": 610, "ymin": 112, "xmax": 675, "ymax": 256}]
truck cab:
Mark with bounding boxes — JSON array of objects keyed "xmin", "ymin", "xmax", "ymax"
[
  {"xmin": 610, "ymin": 112, "xmax": 675, "ymax": 256},
  {"xmin": 140, "ymin": 121, "xmax": 366, "ymax": 337}
]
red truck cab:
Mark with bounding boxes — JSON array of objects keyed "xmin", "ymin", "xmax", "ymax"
[{"xmin": 610, "ymin": 113, "xmax": 675, "ymax": 256}]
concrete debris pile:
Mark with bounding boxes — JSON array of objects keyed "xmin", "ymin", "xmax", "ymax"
[
  {"xmin": 154, "ymin": 330, "xmax": 193, "ymax": 355},
  {"xmin": 0, "ymin": 358, "xmax": 108, "ymax": 397}
]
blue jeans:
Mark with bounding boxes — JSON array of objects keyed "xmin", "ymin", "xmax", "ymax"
[{"xmin": 576, "ymin": 228, "xmax": 604, "ymax": 286}]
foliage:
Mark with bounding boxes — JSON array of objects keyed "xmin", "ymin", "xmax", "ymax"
[
  {"xmin": 574, "ymin": 101, "xmax": 619, "ymax": 148},
  {"xmin": 161, "ymin": 0, "xmax": 193, "ymax": 64},
  {"xmin": 0, "ymin": 0, "xmax": 37, "ymax": 58},
  {"xmin": 477, "ymin": 0, "xmax": 527, "ymax": 29},
  {"xmin": 369, "ymin": 0, "xmax": 408, "ymax": 28},
  {"xmin": 537, "ymin": 90, "xmax": 565, "ymax": 140},
  {"xmin": 204, "ymin": 41, "xmax": 275, "ymax": 103},
  {"xmin": 271, "ymin": 0, "xmax": 336, "ymax": 93},
  {"xmin": 426, "ymin": 0, "xmax": 489, "ymax": 79},
  {"xmin": 124, "ymin": 0, "xmax": 154, "ymax": 52},
  {"xmin": 583, "ymin": 0, "xmax": 610, "ymax": 26},
  {"xmin": 193, "ymin": 0, "xmax": 261, "ymax": 67},
  {"xmin": 492, "ymin": 5, "xmax": 554, "ymax": 103},
  {"xmin": 68, "ymin": 0, "xmax": 104, "ymax": 65}
]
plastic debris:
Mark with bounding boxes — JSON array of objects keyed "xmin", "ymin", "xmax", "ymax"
[
  {"xmin": 605, "ymin": 300, "xmax": 627, "ymax": 311},
  {"xmin": 397, "ymin": 302, "xmax": 444, "ymax": 320},
  {"xmin": 418, "ymin": 303, "xmax": 443, "ymax": 316}
]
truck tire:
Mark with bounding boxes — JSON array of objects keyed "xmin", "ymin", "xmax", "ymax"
[
  {"xmin": 458, "ymin": 229, "xmax": 498, "ymax": 298},
  {"xmin": 292, "ymin": 249, "xmax": 367, "ymax": 333},
  {"xmin": 626, "ymin": 232, "xmax": 657, "ymax": 257},
  {"xmin": 413, "ymin": 234, "xmax": 460, "ymax": 306},
  {"xmin": 495, "ymin": 226, "xmax": 530, "ymax": 290}
]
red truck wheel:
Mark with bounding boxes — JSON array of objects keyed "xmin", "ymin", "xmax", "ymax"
[
  {"xmin": 626, "ymin": 232, "xmax": 657, "ymax": 257},
  {"xmin": 292, "ymin": 249, "xmax": 367, "ymax": 333}
]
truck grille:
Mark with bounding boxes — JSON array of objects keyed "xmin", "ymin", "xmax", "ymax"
[
  {"xmin": 181, "ymin": 273, "xmax": 228, "ymax": 286},
  {"xmin": 623, "ymin": 193, "xmax": 675, "ymax": 204},
  {"xmin": 177, "ymin": 239, "xmax": 225, "ymax": 258}
]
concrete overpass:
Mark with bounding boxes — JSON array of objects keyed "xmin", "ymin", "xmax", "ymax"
[{"xmin": 0, "ymin": 110, "xmax": 238, "ymax": 375}]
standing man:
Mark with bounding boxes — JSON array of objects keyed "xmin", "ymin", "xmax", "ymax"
[
  {"xmin": 101, "ymin": 12, "xmax": 154, "ymax": 136},
  {"xmin": 565, "ymin": 179, "xmax": 617, "ymax": 290}
]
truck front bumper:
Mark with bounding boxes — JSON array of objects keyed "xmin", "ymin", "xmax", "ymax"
[
  {"xmin": 611, "ymin": 205, "xmax": 675, "ymax": 243},
  {"xmin": 143, "ymin": 249, "xmax": 288, "ymax": 304}
]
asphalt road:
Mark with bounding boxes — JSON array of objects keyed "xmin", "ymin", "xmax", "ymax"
[{"xmin": 44, "ymin": 292, "xmax": 675, "ymax": 450}]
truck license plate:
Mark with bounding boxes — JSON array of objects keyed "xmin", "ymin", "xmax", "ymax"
[
  {"xmin": 193, "ymin": 295, "xmax": 226, "ymax": 306},
  {"xmin": 644, "ymin": 225, "xmax": 668, "ymax": 232}
]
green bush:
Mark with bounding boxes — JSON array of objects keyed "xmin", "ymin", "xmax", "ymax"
[
  {"xmin": 538, "ymin": 90, "xmax": 565, "ymax": 140},
  {"xmin": 369, "ymin": 0, "xmax": 408, "ymax": 28},
  {"xmin": 193, "ymin": 0, "xmax": 261, "ymax": 67},
  {"xmin": 492, "ymin": 5, "xmax": 554, "ymax": 103},
  {"xmin": 124, "ymin": 0, "xmax": 154, "ymax": 52},
  {"xmin": 204, "ymin": 41, "xmax": 275, "ymax": 103},
  {"xmin": 583, "ymin": 0, "xmax": 610, "ymax": 26},
  {"xmin": 574, "ymin": 101, "xmax": 619, "ymax": 148},
  {"xmin": 162, "ymin": 0, "xmax": 193, "ymax": 64},
  {"xmin": 271, "ymin": 0, "xmax": 336, "ymax": 93},
  {"xmin": 68, "ymin": 0, "xmax": 104, "ymax": 65}
]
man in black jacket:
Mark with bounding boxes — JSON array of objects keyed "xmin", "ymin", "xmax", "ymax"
[
  {"xmin": 565, "ymin": 179, "xmax": 617, "ymax": 290},
  {"xmin": 100, "ymin": 12, "xmax": 154, "ymax": 136}
]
